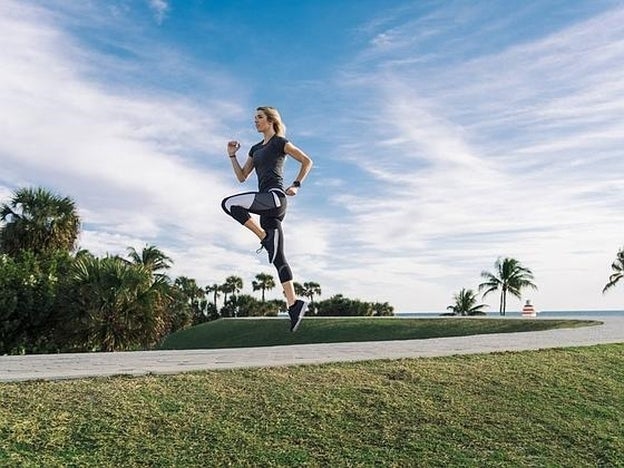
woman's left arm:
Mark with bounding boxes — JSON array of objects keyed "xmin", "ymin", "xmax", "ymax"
[{"xmin": 284, "ymin": 142, "xmax": 313, "ymax": 196}]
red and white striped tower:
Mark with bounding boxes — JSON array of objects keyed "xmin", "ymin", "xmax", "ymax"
[{"xmin": 521, "ymin": 300, "xmax": 537, "ymax": 317}]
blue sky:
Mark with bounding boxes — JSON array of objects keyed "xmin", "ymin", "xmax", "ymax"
[{"xmin": 1, "ymin": 0, "xmax": 623, "ymax": 312}]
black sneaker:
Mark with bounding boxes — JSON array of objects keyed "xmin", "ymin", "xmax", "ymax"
[
  {"xmin": 288, "ymin": 300, "xmax": 308, "ymax": 332},
  {"xmin": 257, "ymin": 229, "xmax": 277, "ymax": 263}
]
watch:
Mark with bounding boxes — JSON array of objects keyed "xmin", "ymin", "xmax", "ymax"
[{"xmin": 292, "ymin": 180, "xmax": 301, "ymax": 188}]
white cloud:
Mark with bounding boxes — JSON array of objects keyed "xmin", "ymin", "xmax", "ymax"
[
  {"xmin": 2, "ymin": 1, "xmax": 623, "ymax": 314},
  {"xmin": 323, "ymin": 4, "xmax": 624, "ymax": 311},
  {"xmin": 0, "ymin": 1, "xmax": 256, "ymax": 286},
  {"xmin": 148, "ymin": 0, "xmax": 169, "ymax": 24},
  {"xmin": 0, "ymin": 0, "xmax": 337, "ymax": 304}
]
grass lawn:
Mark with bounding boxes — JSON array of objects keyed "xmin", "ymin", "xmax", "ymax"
[
  {"xmin": 1, "ymin": 343, "xmax": 622, "ymax": 466},
  {"xmin": 158, "ymin": 316, "xmax": 599, "ymax": 350}
]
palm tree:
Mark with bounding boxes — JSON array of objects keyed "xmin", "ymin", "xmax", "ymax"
[
  {"xmin": 70, "ymin": 255, "xmax": 168, "ymax": 351},
  {"xmin": 205, "ymin": 283, "xmax": 222, "ymax": 308},
  {"xmin": 174, "ymin": 276, "xmax": 206, "ymax": 322},
  {"xmin": 127, "ymin": 245, "xmax": 173, "ymax": 281},
  {"xmin": 603, "ymin": 247, "xmax": 624, "ymax": 294},
  {"xmin": 221, "ymin": 275, "xmax": 243, "ymax": 306},
  {"xmin": 252, "ymin": 272, "xmax": 276, "ymax": 302},
  {"xmin": 446, "ymin": 288, "xmax": 488, "ymax": 316},
  {"xmin": 0, "ymin": 187, "xmax": 80, "ymax": 256},
  {"xmin": 479, "ymin": 257, "xmax": 538, "ymax": 316},
  {"xmin": 293, "ymin": 282, "xmax": 305, "ymax": 297},
  {"xmin": 302, "ymin": 281, "xmax": 322, "ymax": 304}
]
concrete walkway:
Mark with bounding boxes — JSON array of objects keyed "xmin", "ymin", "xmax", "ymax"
[{"xmin": 1, "ymin": 317, "xmax": 623, "ymax": 382}]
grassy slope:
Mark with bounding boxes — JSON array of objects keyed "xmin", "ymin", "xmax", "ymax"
[
  {"xmin": 158, "ymin": 317, "xmax": 599, "ymax": 350},
  {"xmin": 0, "ymin": 344, "xmax": 622, "ymax": 466}
]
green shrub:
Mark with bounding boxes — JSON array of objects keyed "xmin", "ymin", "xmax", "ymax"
[
  {"xmin": 0, "ymin": 250, "xmax": 72, "ymax": 354},
  {"xmin": 315, "ymin": 294, "xmax": 394, "ymax": 316}
]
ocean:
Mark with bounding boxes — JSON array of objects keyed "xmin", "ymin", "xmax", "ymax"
[{"xmin": 396, "ymin": 310, "xmax": 624, "ymax": 319}]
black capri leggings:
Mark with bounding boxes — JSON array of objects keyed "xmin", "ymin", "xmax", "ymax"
[{"xmin": 221, "ymin": 189, "xmax": 292, "ymax": 283}]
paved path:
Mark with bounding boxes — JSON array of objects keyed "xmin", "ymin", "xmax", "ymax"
[{"xmin": 1, "ymin": 317, "xmax": 623, "ymax": 382}]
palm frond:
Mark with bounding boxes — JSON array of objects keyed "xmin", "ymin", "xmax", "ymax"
[{"xmin": 602, "ymin": 247, "xmax": 624, "ymax": 294}]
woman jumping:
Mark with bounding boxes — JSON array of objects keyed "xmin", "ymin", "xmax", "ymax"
[{"xmin": 221, "ymin": 106, "xmax": 313, "ymax": 332}]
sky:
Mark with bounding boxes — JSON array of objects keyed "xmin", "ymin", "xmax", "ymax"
[{"xmin": 1, "ymin": 0, "xmax": 623, "ymax": 313}]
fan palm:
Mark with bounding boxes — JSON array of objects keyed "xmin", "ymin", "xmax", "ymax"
[
  {"xmin": 479, "ymin": 257, "xmax": 537, "ymax": 316},
  {"xmin": 205, "ymin": 283, "xmax": 222, "ymax": 307},
  {"xmin": 0, "ymin": 187, "xmax": 80, "ymax": 256},
  {"xmin": 293, "ymin": 282, "xmax": 305, "ymax": 297},
  {"xmin": 174, "ymin": 276, "xmax": 206, "ymax": 321},
  {"xmin": 446, "ymin": 288, "xmax": 488, "ymax": 316},
  {"xmin": 252, "ymin": 272, "xmax": 275, "ymax": 302},
  {"xmin": 71, "ymin": 255, "xmax": 168, "ymax": 351},
  {"xmin": 603, "ymin": 247, "xmax": 624, "ymax": 293},
  {"xmin": 302, "ymin": 281, "xmax": 322, "ymax": 304},
  {"xmin": 221, "ymin": 275, "xmax": 243, "ymax": 305},
  {"xmin": 127, "ymin": 245, "xmax": 172, "ymax": 282}
]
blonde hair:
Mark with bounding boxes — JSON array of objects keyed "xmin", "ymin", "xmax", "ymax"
[{"xmin": 257, "ymin": 106, "xmax": 286, "ymax": 137}]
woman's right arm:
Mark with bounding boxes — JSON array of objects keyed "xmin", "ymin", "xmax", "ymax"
[{"xmin": 227, "ymin": 140, "xmax": 254, "ymax": 182}]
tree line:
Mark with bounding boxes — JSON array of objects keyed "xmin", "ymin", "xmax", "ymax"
[
  {"xmin": 3, "ymin": 186, "xmax": 621, "ymax": 351},
  {"xmin": 0, "ymin": 187, "xmax": 394, "ymax": 355},
  {"xmin": 445, "ymin": 257, "xmax": 538, "ymax": 316},
  {"xmin": 446, "ymin": 250, "xmax": 624, "ymax": 316}
]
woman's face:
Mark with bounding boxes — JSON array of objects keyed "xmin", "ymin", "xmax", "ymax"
[{"xmin": 254, "ymin": 111, "xmax": 272, "ymax": 133}]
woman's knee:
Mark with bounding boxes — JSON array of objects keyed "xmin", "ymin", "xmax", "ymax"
[{"xmin": 222, "ymin": 198, "xmax": 250, "ymax": 224}]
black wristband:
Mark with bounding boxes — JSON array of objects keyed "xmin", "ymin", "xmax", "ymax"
[
  {"xmin": 292, "ymin": 180, "xmax": 301, "ymax": 188},
  {"xmin": 229, "ymin": 154, "xmax": 236, "ymax": 158}
]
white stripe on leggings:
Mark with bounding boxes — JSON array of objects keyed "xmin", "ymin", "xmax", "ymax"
[{"xmin": 223, "ymin": 193, "xmax": 257, "ymax": 212}]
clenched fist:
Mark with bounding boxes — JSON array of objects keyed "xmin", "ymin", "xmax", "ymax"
[{"xmin": 227, "ymin": 140, "xmax": 241, "ymax": 156}]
